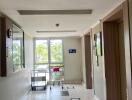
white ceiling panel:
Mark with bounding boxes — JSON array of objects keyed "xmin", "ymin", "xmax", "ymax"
[{"xmin": 0, "ymin": 0, "xmax": 123, "ymax": 37}]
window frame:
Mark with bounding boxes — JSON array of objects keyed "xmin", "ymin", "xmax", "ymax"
[
  {"xmin": 12, "ymin": 38, "xmax": 24, "ymax": 71},
  {"xmin": 49, "ymin": 39, "xmax": 64, "ymax": 64},
  {"xmin": 33, "ymin": 38, "xmax": 64, "ymax": 67}
]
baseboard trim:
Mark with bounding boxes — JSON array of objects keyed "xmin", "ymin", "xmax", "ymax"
[{"xmin": 62, "ymin": 80, "xmax": 82, "ymax": 84}]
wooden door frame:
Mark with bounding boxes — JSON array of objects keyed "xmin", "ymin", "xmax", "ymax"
[
  {"xmin": 128, "ymin": 0, "xmax": 132, "ymax": 80},
  {"xmin": 84, "ymin": 32, "xmax": 92, "ymax": 89},
  {"xmin": 102, "ymin": 1, "xmax": 132, "ymax": 100}
]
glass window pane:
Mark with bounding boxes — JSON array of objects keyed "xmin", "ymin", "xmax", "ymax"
[
  {"xmin": 12, "ymin": 24, "xmax": 24, "ymax": 71},
  {"xmin": 35, "ymin": 40, "xmax": 48, "ymax": 64},
  {"xmin": 50, "ymin": 40, "xmax": 63, "ymax": 63},
  {"xmin": 13, "ymin": 40, "xmax": 21, "ymax": 70}
]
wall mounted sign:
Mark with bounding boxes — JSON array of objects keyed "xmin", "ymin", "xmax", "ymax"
[{"xmin": 69, "ymin": 49, "xmax": 76, "ymax": 53}]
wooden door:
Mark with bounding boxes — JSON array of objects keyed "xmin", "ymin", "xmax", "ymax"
[
  {"xmin": 84, "ymin": 34, "xmax": 92, "ymax": 89},
  {"xmin": 103, "ymin": 20, "xmax": 127, "ymax": 100}
]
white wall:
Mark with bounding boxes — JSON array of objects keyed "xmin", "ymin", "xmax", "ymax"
[
  {"xmin": 81, "ymin": 36, "xmax": 87, "ymax": 87},
  {"xmin": 92, "ymin": 24, "xmax": 106, "ymax": 100},
  {"xmin": 25, "ymin": 34, "xmax": 33, "ymax": 70},
  {"xmin": 0, "ymin": 33, "xmax": 33, "ymax": 100},
  {"xmin": 63, "ymin": 37, "xmax": 82, "ymax": 81},
  {"xmin": 0, "ymin": 70, "xmax": 30, "ymax": 100}
]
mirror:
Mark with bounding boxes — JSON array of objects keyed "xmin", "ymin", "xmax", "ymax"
[{"xmin": 12, "ymin": 24, "xmax": 25, "ymax": 72}]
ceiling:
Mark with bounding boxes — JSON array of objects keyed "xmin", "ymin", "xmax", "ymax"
[{"xmin": 0, "ymin": 0, "xmax": 123, "ymax": 37}]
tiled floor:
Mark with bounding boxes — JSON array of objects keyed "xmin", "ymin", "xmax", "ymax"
[{"xmin": 25, "ymin": 85, "xmax": 96, "ymax": 100}]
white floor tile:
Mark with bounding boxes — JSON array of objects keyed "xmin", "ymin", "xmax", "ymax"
[{"xmin": 25, "ymin": 85, "xmax": 96, "ymax": 100}]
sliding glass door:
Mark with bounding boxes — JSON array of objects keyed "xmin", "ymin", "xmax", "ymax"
[{"xmin": 34, "ymin": 39, "xmax": 64, "ymax": 81}]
